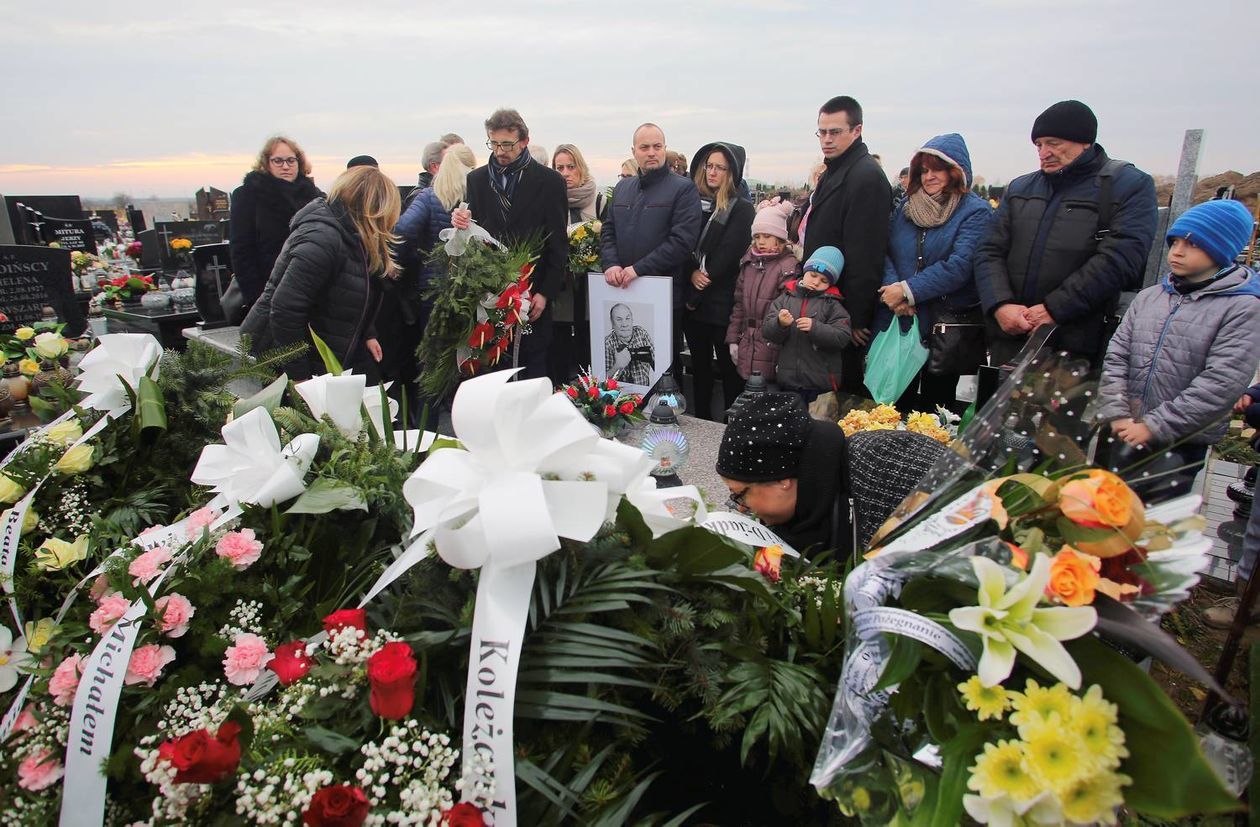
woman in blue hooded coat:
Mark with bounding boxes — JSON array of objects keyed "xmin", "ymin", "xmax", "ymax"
[{"xmin": 876, "ymin": 133, "xmax": 993, "ymax": 411}]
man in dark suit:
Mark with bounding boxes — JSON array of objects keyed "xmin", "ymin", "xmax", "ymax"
[
  {"xmin": 801, "ymin": 95, "xmax": 892, "ymax": 397},
  {"xmin": 452, "ymin": 109, "xmax": 568, "ymax": 381}
]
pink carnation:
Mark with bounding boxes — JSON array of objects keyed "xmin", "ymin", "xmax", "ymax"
[
  {"xmin": 89, "ymin": 594, "xmax": 131, "ymax": 634},
  {"xmin": 154, "ymin": 593, "xmax": 196, "ymax": 638},
  {"xmin": 223, "ymin": 633, "xmax": 272, "ymax": 686},
  {"xmin": 185, "ymin": 507, "xmax": 221, "ymax": 539},
  {"xmin": 49, "ymin": 653, "xmax": 84, "ymax": 707},
  {"xmin": 138, "ymin": 523, "xmax": 167, "ymax": 538},
  {"xmin": 12, "ymin": 705, "xmax": 36, "ymax": 734},
  {"xmin": 215, "ymin": 528, "xmax": 263, "ymax": 570},
  {"xmin": 124, "ymin": 644, "xmax": 175, "ymax": 686},
  {"xmin": 17, "ymin": 749, "xmax": 63, "ymax": 791},
  {"xmin": 128, "ymin": 546, "xmax": 172, "ymax": 586}
]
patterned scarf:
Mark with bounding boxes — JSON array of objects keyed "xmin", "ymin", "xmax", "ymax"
[
  {"xmin": 903, "ymin": 189, "xmax": 961, "ymax": 229},
  {"xmin": 488, "ymin": 149, "xmax": 532, "ymax": 214}
]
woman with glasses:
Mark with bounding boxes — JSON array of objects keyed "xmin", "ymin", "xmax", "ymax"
[
  {"xmin": 229, "ymin": 135, "xmax": 322, "ymax": 312},
  {"xmin": 241, "ymin": 165, "xmax": 399, "ymax": 382},
  {"xmin": 682, "ymin": 142, "xmax": 755, "ymax": 420},
  {"xmin": 875, "ymin": 133, "xmax": 993, "ymax": 412}
]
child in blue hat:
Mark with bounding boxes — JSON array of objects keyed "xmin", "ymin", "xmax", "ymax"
[
  {"xmin": 1097, "ymin": 199, "xmax": 1260, "ymax": 499},
  {"xmin": 762, "ymin": 246, "xmax": 852, "ymax": 407}
]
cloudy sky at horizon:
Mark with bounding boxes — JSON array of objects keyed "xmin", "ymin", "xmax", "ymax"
[{"xmin": 1, "ymin": 0, "xmax": 1256, "ymax": 199}]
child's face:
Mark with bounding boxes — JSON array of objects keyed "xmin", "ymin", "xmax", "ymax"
[
  {"xmin": 752, "ymin": 233, "xmax": 784, "ymax": 255},
  {"xmin": 1167, "ymin": 237, "xmax": 1216, "ymax": 277},
  {"xmin": 801, "ymin": 270, "xmax": 829, "ymax": 291}
]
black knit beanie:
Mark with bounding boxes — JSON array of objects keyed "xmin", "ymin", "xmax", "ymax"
[
  {"xmin": 1030, "ymin": 100, "xmax": 1097, "ymax": 144},
  {"xmin": 716, "ymin": 393, "xmax": 811, "ymax": 482}
]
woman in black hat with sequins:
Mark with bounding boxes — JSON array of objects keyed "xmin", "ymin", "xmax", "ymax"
[{"xmin": 715, "ymin": 393, "xmax": 848, "ymax": 555}]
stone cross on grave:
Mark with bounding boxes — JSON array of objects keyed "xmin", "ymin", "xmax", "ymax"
[
  {"xmin": 204, "ymin": 254, "xmax": 229, "ymax": 298},
  {"xmin": 157, "ymin": 224, "xmax": 175, "ymax": 251}
]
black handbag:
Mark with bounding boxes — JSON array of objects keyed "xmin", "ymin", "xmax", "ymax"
[
  {"xmin": 909, "ymin": 229, "xmax": 986, "ymax": 376},
  {"xmin": 220, "ymin": 279, "xmax": 249, "ymax": 326}
]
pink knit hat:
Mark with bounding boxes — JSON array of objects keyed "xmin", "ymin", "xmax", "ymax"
[{"xmin": 750, "ymin": 198, "xmax": 793, "ymax": 241}]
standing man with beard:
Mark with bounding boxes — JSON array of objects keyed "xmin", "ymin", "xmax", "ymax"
[
  {"xmin": 451, "ymin": 109, "xmax": 567, "ymax": 381},
  {"xmin": 600, "ymin": 123, "xmax": 703, "ymax": 381},
  {"xmin": 800, "ymin": 96, "xmax": 892, "ymax": 399}
]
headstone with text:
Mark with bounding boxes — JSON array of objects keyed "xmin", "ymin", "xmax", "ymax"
[
  {"xmin": 40, "ymin": 216, "xmax": 97, "ymax": 253},
  {"xmin": 0, "ymin": 245, "xmax": 87, "ymax": 336},
  {"xmin": 195, "ymin": 187, "xmax": 231, "ymax": 220},
  {"xmin": 4, "ymin": 195, "xmax": 83, "ymax": 245},
  {"xmin": 154, "ymin": 220, "xmax": 223, "ymax": 268}
]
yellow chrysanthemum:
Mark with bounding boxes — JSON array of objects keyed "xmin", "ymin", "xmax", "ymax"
[
  {"xmin": 1020, "ymin": 714, "xmax": 1087, "ymax": 793},
  {"xmin": 957, "ymin": 675, "xmax": 1012, "ymax": 721},
  {"xmin": 1009, "ymin": 679, "xmax": 1075, "ymax": 731},
  {"xmin": 906, "ymin": 411, "xmax": 938, "ymax": 429},
  {"xmin": 1072, "ymin": 685, "xmax": 1128, "ymax": 769},
  {"xmin": 1058, "ymin": 771, "xmax": 1130, "ymax": 825},
  {"xmin": 870, "ymin": 404, "xmax": 902, "ymax": 425},
  {"xmin": 966, "ymin": 739, "xmax": 1038, "ymax": 802}
]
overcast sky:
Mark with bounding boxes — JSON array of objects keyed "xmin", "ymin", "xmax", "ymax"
[{"xmin": 2, "ymin": 0, "xmax": 1256, "ymax": 198}]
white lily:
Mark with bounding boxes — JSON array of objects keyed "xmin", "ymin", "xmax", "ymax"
[
  {"xmin": 0, "ymin": 626, "xmax": 31, "ymax": 692},
  {"xmin": 190, "ymin": 407, "xmax": 319, "ymax": 509},
  {"xmin": 949, "ymin": 555, "xmax": 1096, "ymax": 689},
  {"xmin": 295, "ymin": 373, "xmax": 399, "ymax": 440}
]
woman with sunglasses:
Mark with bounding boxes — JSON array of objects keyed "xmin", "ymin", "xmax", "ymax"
[{"xmin": 229, "ymin": 135, "xmax": 323, "ymax": 310}]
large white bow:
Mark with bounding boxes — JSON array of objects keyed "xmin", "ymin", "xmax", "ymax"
[
  {"xmin": 190, "ymin": 407, "xmax": 319, "ymax": 508},
  {"xmin": 74, "ymin": 333, "xmax": 163, "ymax": 415},
  {"xmin": 295, "ymin": 372, "xmax": 398, "ymax": 440}
]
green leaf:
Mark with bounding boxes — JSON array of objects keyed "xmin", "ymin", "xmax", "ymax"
[
  {"xmin": 285, "ymin": 478, "xmax": 367, "ymax": 514},
  {"xmin": 1067, "ymin": 636, "xmax": 1241, "ymax": 818},
  {"xmin": 28, "ymin": 395, "xmax": 55, "ymax": 417},
  {"xmin": 645, "ymin": 525, "xmax": 745, "ymax": 574},
  {"xmin": 932, "ymin": 725, "xmax": 989, "ymax": 827},
  {"xmin": 308, "ymin": 326, "xmax": 343, "ymax": 376},
  {"xmin": 874, "ymin": 636, "xmax": 923, "ymax": 692},
  {"xmin": 223, "ymin": 704, "xmax": 255, "ymax": 755},
  {"xmin": 427, "ymin": 436, "xmax": 463, "ymax": 454},
  {"xmin": 135, "ymin": 375, "xmax": 167, "ymax": 432},
  {"xmin": 1055, "ymin": 516, "xmax": 1118, "ymax": 544},
  {"xmin": 233, "ymin": 374, "xmax": 289, "ymax": 419},
  {"xmin": 615, "ymin": 498, "xmax": 653, "ymax": 553},
  {"xmin": 303, "ymin": 725, "xmax": 360, "ymax": 755}
]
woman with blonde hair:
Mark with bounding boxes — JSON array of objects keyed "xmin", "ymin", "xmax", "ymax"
[
  {"xmin": 242, "ymin": 165, "xmax": 400, "ymax": 381},
  {"xmin": 228, "ymin": 135, "xmax": 322, "ymax": 313},
  {"xmin": 552, "ymin": 144, "xmax": 601, "ymax": 223}
]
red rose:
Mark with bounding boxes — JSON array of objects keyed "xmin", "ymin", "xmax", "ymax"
[
  {"xmin": 269, "ymin": 640, "xmax": 313, "ymax": 685},
  {"xmin": 606, "ymin": 378, "xmax": 618, "ymax": 390},
  {"xmin": 587, "ymin": 386, "xmax": 599, "ymax": 399},
  {"xmin": 565, "ymin": 386, "xmax": 579, "ymax": 399},
  {"xmin": 603, "ymin": 404, "xmax": 616, "ymax": 418},
  {"xmin": 366, "ymin": 641, "xmax": 417, "ymax": 719},
  {"xmin": 323, "ymin": 609, "xmax": 367, "ymax": 636},
  {"xmin": 619, "ymin": 402, "xmax": 634, "ymax": 415},
  {"xmin": 303, "ymin": 784, "xmax": 370, "ymax": 827},
  {"xmin": 468, "ymin": 322, "xmax": 495, "ymax": 349},
  {"xmin": 442, "ymin": 803, "xmax": 487, "ymax": 826},
  {"xmin": 159, "ymin": 720, "xmax": 242, "ymax": 784}
]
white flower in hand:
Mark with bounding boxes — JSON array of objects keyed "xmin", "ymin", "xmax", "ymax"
[
  {"xmin": 0, "ymin": 626, "xmax": 32, "ymax": 692},
  {"xmin": 949, "ymin": 555, "xmax": 1096, "ymax": 689}
]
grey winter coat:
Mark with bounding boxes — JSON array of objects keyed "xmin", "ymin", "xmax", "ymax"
[
  {"xmin": 1097, "ymin": 265, "xmax": 1260, "ymax": 445},
  {"xmin": 726, "ymin": 249, "xmax": 800, "ymax": 381},
  {"xmin": 763, "ymin": 280, "xmax": 852, "ymax": 391}
]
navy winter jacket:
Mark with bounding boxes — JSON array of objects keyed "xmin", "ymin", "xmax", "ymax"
[
  {"xmin": 394, "ymin": 186, "xmax": 452, "ymax": 290},
  {"xmin": 600, "ymin": 166, "xmax": 703, "ymax": 305}
]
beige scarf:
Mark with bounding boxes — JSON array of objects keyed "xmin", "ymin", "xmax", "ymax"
[{"xmin": 904, "ymin": 189, "xmax": 961, "ymax": 229}]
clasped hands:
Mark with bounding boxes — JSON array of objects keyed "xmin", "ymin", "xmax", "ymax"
[{"xmin": 995, "ymin": 303, "xmax": 1056, "ymax": 336}]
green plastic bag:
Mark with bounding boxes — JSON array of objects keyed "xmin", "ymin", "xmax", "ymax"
[{"xmin": 863, "ymin": 317, "xmax": 928, "ymax": 404}]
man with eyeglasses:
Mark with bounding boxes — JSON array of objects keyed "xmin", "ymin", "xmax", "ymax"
[
  {"xmin": 599, "ymin": 123, "xmax": 702, "ymax": 382},
  {"xmin": 451, "ymin": 108, "xmax": 567, "ymax": 382},
  {"xmin": 800, "ymin": 96, "xmax": 892, "ymax": 399}
]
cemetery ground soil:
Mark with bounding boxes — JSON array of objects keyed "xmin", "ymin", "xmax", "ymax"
[{"xmin": 1154, "ymin": 583, "xmax": 1248, "ymax": 719}]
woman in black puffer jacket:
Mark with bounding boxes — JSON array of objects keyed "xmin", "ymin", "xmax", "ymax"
[
  {"xmin": 242, "ymin": 166, "xmax": 400, "ymax": 382},
  {"xmin": 229, "ymin": 135, "xmax": 322, "ymax": 307},
  {"xmin": 683, "ymin": 141, "xmax": 755, "ymax": 420}
]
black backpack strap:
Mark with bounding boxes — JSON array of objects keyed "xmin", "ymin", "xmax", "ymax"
[{"xmin": 1094, "ymin": 158, "xmax": 1128, "ymax": 240}]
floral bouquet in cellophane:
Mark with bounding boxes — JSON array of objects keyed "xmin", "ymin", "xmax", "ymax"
[
  {"xmin": 566, "ymin": 220, "xmax": 601, "ymax": 275},
  {"xmin": 811, "ymin": 332, "xmax": 1240, "ymax": 825}
]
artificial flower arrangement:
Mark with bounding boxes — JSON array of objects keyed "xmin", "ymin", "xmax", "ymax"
[
  {"xmin": 0, "ymin": 321, "xmax": 63, "ymax": 364},
  {"xmin": 125, "ymin": 240, "xmax": 143, "ymax": 261},
  {"xmin": 565, "ymin": 220, "xmax": 601, "ymax": 275},
  {"xmin": 416, "ymin": 229, "xmax": 538, "ymax": 402},
  {"xmin": 99, "ymin": 273, "xmax": 157, "ymax": 302},
  {"xmin": 69, "ymin": 251, "xmax": 104, "ymax": 277},
  {"xmin": 839, "ymin": 403, "xmax": 957, "ymax": 444},
  {"xmin": 810, "ymin": 340, "xmax": 1239, "ymax": 825},
  {"xmin": 558, "ymin": 370, "xmax": 644, "ymax": 435},
  {"xmin": 169, "ymin": 237, "xmax": 193, "ymax": 265}
]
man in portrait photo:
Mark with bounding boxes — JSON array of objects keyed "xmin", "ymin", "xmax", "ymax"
[{"xmin": 604, "ymin": 302, "xmax": 655, "ymax": 386}]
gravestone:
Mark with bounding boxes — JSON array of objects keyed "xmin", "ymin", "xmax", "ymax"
[
  {"xmin": 194, "ymin": 187, "xmax": 231, "ymax": 220},
  {"xmin": 193, "ymin": 242, "xmax": 233, "ymax": 327},
  {"xmin": 84, "ymin": 210, "xmax": 120, "ymax": 234},
  {"xmin": 0, "ymin": 245, "xmax": 87, "ymax": 336},
  {"xmin": 40, "ymin": 215, "xmax": 97, "ymax": 253},
  {"xmin": 1169, "ymin": 129, "xmax": 1204, "ymax": 225},
  {"xmin": 126, "ymin": 205, "xmax": 146, "ymax": 233},
  {"xmin": 136, "ymin": 229, "xmax": 161, "ymax": 269},
  {"xmin": 4, "ymin": 196, "xmax": 83, "ymax": 245},
  {"xmin": 154, "ymin": 220, "xmax": 223, "ymax": 268}
]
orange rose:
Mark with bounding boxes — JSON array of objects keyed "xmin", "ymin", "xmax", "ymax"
[
  {"xmin": 753, "ymin": 545, "xmax": 784, "ymax": 582},
  {"xmin": 1058, "ymin": 470, "xmax": 1144, "ymax": 558},
  {"xmin": 1045, "ymin": 546, "xmax": 1101, "ymax": 607},
  {"xmin": 1004, "ymin": 542, "xmax": 1029, "ymax": 571}
]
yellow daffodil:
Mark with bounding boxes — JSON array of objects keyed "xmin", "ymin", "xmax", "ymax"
[
  {"xmin": 948, "ymin": 555, "xmax": 1096, "ymax": 688},
  {"xmin": 957, "ymin": 675, "xmax": 1012, "ymax": 721}
]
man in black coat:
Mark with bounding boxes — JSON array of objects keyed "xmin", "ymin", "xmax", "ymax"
[
  {"xmin": 452, "ymin": 109, "xmax": 567, "ymax": 382},
  {"xmin": 600, "ymin": 123, "xmax": 703, "ymax": 381},
  {"xmin": 975, "ymin": 100, "xmax": 1157, "ymax": 366},
  {"xmin": 801, "ymin": 96, "xmax": 892, "ymax": 397}
]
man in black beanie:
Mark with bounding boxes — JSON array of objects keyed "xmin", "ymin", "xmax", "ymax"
[
  {"xmin": 975, "ymin": 99, "xmax": 1157, "ymax": 366},
  {"xmin": 716, "ymin": 393, "xmax": 848, "ymax": 555}
]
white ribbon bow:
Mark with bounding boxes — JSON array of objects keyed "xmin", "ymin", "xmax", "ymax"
[
  {"xmin": 74, "ymin": 333, "xmax": 163, "ymax": 415},
  {"xmin": 295, "ymin": 372, "xmax": 399, "ymax": 440},
  {"xmin": 190, "ymin": 407, "xmax": 319, "ymax": 509}
]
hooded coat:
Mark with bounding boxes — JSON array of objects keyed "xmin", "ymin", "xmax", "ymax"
[
  {"xmin": 880, "ymin": 133, "xmax": 993, "ymax": 339},
  {"xmin": 725, "ymin": 248, "xmax": 800, "ymax": 381},
  {"xmin": 241, "ymin": 198, "xmax": 382, "ymax": 381},
  {"xmin": 1097, "ymin": 265, "xmax": 1260, "ymax": 445},
  {"xmin": 229, "ymin": 170, "xmax": 322, "ymax": 304},
  {"xmin": 763, "ymin": 279, "xmax": 852, "ymax": 390},
  {"xmin": 682, "ymin": 142, "xmax": 756, "ymax": 326}
]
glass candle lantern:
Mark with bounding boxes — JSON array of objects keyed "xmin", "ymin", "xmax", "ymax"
[
  {"xmin": 641, "ymin": 400, "xmax": 689, "ymax": 477},
  {"xmin": 645, "ymin": 373, "xmax": 686, "ymax": 418}
]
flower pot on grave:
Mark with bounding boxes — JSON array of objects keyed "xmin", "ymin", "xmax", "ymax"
[
  {"xmin": 0, "ymin": 380, "xmax": 12, "ymax": 425},
  {"xmin": 141, "ymin": 290, "xmax": 173, "ymax": 312},
  {"xmin": 121, "ymin": 295, "xmax": 143, "ymax": 310},
  {"xmin": 30, "ymin": 361, "xmax": 72, "ymax": 395},
  {"xmin": 2, "ymin": 363, "xmax": 29, "ymax": 410}
]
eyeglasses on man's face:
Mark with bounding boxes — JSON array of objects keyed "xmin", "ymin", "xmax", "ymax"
[
  {"xmin": 269, "ymin": 156, "xmax": 298, "ymax": 167},
  {"xmin": 486, "ymin": 139, "xmax": 520, "ymax": 151},
  {"xmin": 815, "ymin": 128, "xmax": 850, "ymax": 139}
]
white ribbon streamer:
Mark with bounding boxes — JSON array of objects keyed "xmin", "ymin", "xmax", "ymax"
[
  {"xmin": 190, "ymin": 407, "xmax": 319, "ymax": 509},
  {"xmin": 73, "ymin": 333, "xmax": 162, "ymax": 416}
]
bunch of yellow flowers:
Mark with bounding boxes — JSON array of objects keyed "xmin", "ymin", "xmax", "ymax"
[
  {"xmin": 905, "ymin": 411, "xmax": 950, "ymax": 443},
  {"xmin": 169, "ymin": 237, "xmax": 193, "ymax": 253},
  {"xmin": 958, "ymin": 677, "xmax": 1131, "ymax": 825},
  {"xmin": 837, "ymin": 405, "xmax": 951, "ymax": 443}
]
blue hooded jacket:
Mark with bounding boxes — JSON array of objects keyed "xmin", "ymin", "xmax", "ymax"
[{"xmin": 880, "ymin": 133, "xmax": 993, "ymax": 338}]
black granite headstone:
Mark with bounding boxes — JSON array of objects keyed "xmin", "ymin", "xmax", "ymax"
[
  {"xmin": 40, "ymin": 216, "xmax": 97, "ymax": 253},
  {"xmin": 193, "ymin": 242, "xmax": 233, "ymax": 326},
  {"xmin": 126, "ymin": 206, "xmax": 147, "ymax": 233},
  {"xmin": 0, "ymin": 245, "xmax": 87, "ymax": 336},
  {"xmin": 4, "ymin": 196, "xmax": 83, "ymax": 245},
  {"xmin": 195, "ymin": 187, "xmax": 231, "ymax": 219},
  {"xmin": 155, "ymin": 220, "xmax": 224, "ymax": 267},
  {"xmin": 136, "ymin": 229, "xmax": 161, "ymax": 269},
  {"xmin": 83, "ymin": 210, "xmax": 120, "ymax": 233}
]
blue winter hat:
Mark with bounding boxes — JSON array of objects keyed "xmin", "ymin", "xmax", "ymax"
[
  {"xmin": 803, "ymin": 246, "xmax": 845, "ymax": 284},
  {"xmin": 1167, "ymin": 200, "xmax": 1255, "ymax": 268}
]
